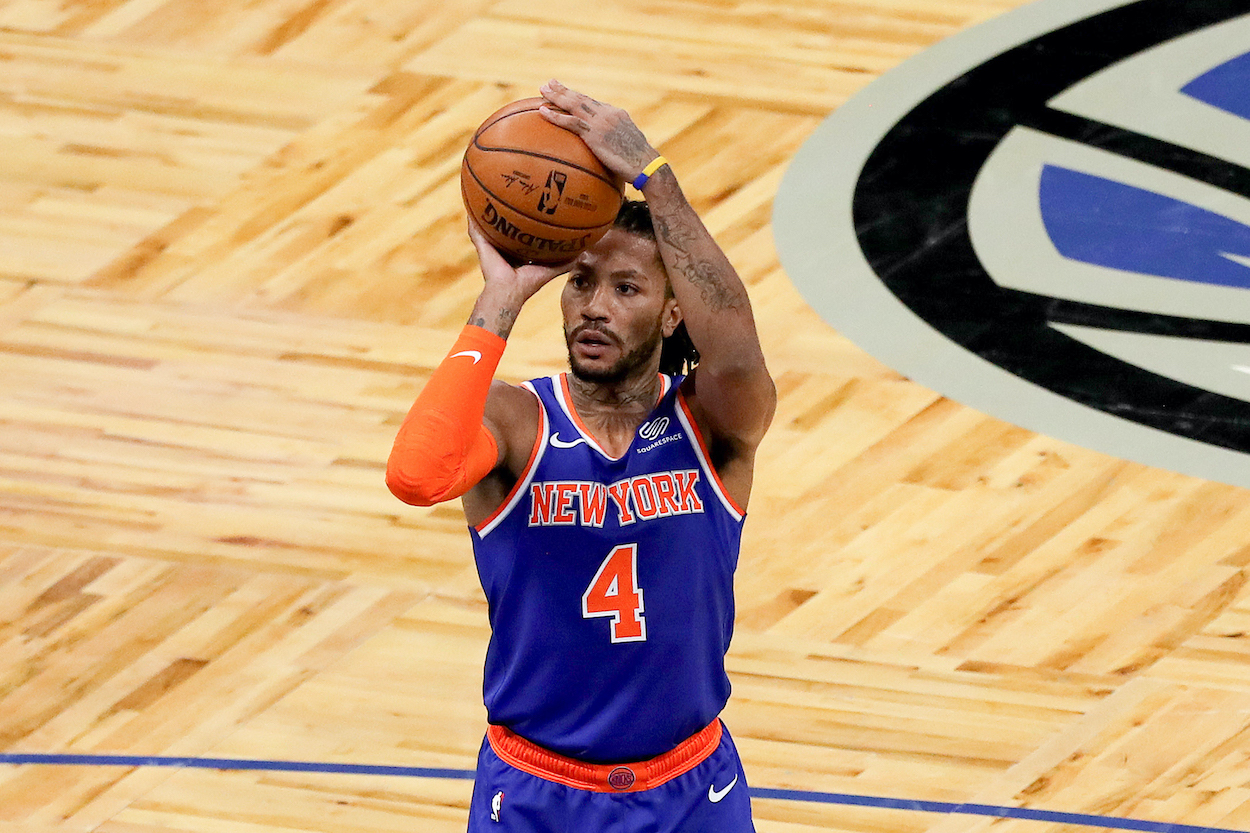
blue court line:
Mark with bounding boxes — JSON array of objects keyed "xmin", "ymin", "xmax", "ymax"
[
  {"xmin": 0, "ymin": 753, "xmax": 1242, "ymax": 833},
  {"xmin": 0, "ymin": 753, "xmax": 475, "ymax": 781},
  {"xmin": 749, "ymin": 787, "xmax": 1239, "ymax": 833}
]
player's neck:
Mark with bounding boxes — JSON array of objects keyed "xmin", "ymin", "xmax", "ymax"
[
  {"xmin": 569, "ymin": 365, "xmax": 661, "ymax": 409},
  {"xmin": 568, "ymin": 368, "xmax": 662, "ymax": 453}
]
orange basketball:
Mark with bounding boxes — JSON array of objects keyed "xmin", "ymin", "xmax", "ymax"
[{"xmin": 461, "ymin": 98, "xmax": 623, "ymax": 264}]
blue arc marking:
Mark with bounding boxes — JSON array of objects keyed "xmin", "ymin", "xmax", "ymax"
[{"xmin": 1, "ymin": 753, "xmax": 1244, "ymax": 833}]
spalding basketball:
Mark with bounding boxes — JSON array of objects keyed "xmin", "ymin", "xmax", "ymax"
[{"xmin": 461, "ymin": 98, "xmax": 623, "ymax": 264}]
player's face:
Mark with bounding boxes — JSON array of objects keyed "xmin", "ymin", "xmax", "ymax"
[{"xmin": 562, "ymin": 229, "xmax": 680, "ymax": 385}]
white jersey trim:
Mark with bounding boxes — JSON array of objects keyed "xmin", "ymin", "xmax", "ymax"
[
  {"xmin": 550, "ymin": 373, "xmax": 673, "ymax": 463},
  {"xmin": 476, "ymin": 382, "xmax": 548, "ymax": 539},
  {"xmin": 672, "ymin": 393, "xmax": 745, "ymax": 523}
]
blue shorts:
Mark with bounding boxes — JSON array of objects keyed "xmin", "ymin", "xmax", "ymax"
[{"xmin": 467, "ymin": 720, "xmax": 755, "ymax": 833}]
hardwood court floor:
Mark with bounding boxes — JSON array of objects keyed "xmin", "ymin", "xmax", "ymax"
[{"xmin": 3, "ymin": 1, "xmax": 1250, "ymax": 831}]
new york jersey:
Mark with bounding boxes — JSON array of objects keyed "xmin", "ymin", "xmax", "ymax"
[{"xmin": 470, "ymin": 373, "xmax": 745, "ymax": 764}]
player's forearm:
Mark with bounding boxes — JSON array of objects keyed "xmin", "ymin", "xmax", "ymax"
[
  {"xmin": 467, "ymin": 283, "xmax": 529, "ymax": 340},
  {"xmin": 386, "ymin": 325, "xmax": 504, "ymax": 506},
  {"xmin": 642, "ymin": 167, "xmax": 766, "ymax": 374}
]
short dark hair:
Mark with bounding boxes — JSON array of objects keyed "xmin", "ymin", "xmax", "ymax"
[
  {"xmin": 614, "ymin": 198, "xmax": 657, "ymax": 239},
  {"xmin": 613, "ymin": 200, "xmax": 700, "ymax": 377}
]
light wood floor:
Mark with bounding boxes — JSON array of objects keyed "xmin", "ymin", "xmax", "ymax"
[{"xmin": 3, "ymin": 1, "xmax": 1250, "ymax": 831}]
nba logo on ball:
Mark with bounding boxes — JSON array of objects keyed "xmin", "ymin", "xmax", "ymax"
[
  {"xmin": 462, "ymin": 98, "xmax": 623, "ymax": 264},
  {"xmin": 537, "ymin": 170, "xmax": 568, "ymax": 216},
  {"xmin": 774, "ymin": 0, "xmax": 1250, "ymax": 488}
]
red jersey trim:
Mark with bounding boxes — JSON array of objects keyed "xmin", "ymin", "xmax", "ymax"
[
  {"xmin": 487, "ymin": 719, "xmax": 722, "ymax": 793},
  {"xmin": 674, "ymin": 391, "xmax": 746, "ymax": 520},
  {"xmin": 475, "ymin": 383, "xmax": 547, "ymax": 537}
]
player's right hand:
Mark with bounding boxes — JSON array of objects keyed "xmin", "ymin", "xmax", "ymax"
[{"xmin": 467, "ymin": 218, "xmax": 571, "ymax": 302}]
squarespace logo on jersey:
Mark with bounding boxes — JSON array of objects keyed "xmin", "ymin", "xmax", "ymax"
[{"xmin": 774, "ymin": 0, "xmax": 1250, "ymax": 487}]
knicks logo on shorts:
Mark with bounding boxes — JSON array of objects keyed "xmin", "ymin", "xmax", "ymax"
[
  {"xmin": 608, "ymin": 767, "xmax": 636, "ymax": 791},
  {"xmin": 774, "ymin": 0, "xmax": 1250, "ymax": 489}
]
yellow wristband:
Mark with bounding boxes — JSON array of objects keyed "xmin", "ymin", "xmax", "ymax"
[{"xmin": 632, "ymin": 156, "xmax": 669, "ymax": 190}]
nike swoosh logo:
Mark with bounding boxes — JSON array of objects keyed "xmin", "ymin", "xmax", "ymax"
[
  {"xmin": 450, "ymin": 350, "xmax": 482, "ymax": 364},
  {"xmin": 708, "ymin": 774, "xmax": 738, "ymax": 803},
  {"xmin": 549, "ymin": 433, "xmax": 588, "ymax": 449}
]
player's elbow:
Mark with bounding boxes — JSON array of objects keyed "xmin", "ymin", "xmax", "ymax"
[
  {"xmin": 386, "ymin": 410, "xmax": 498, "ymax": 506},
  {"xmin": 386, "ymin": 451, "xmax": 462, "ymax": 507},
  {"xmin": 701, "ymin": 357, "xmax": 775, "ymax": 403},
  {"xmin": 694, "ymin": 362, "xmax": 777, "ymax": 442}
]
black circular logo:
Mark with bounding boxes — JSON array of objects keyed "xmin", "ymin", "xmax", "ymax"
[{"xmin": 776, "ymin": 0, "xmax": 1250, "ymax": 486}]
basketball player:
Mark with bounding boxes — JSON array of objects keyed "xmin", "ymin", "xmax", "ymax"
[{"xmin": 387, "ymin": 80, "xmax": 775, "ymax": 832}]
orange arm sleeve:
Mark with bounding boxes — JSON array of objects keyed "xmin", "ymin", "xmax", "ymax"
[{"xmin": 386, "ymin": 325, "xmax": 507, "ymax": 507}]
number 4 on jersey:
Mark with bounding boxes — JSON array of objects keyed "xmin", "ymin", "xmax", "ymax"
[{"xmin": 581, "ymin": 544, "xmax": 646, "ymax": 643}]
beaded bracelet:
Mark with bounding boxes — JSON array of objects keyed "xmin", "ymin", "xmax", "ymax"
[{"xmin": 632, "ymin": 156, "xmax": 669, "ymax": 191}]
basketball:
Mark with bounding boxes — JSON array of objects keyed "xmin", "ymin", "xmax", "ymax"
[{"xmin": 461, "ymin": 98, "xmax": 624, "ymax": 265}]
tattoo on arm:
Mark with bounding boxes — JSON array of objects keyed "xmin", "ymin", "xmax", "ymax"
[
  {"xmin": 468, "ymin": 307, "xmax": 518, "ymax": 337},
  {"xmin": 655, "ymin": 213, "xmax": 745, "ymax": 312},
  {"xmin": 604, "ymin": 119, "xmax": 651, "ymax": 168}
]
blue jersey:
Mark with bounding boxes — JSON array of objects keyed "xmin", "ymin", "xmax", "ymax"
[{"xmin": 470, "ymin": 372, "xmax": 745, "ymax": 764}]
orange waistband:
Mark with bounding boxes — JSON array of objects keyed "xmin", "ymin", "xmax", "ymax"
[{"xmin": 486, "ymin": 720, "xmax": 723, "ymax": 793}]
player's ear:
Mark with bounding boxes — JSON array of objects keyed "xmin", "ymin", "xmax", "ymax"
[{"xmin": 662, "ymin": 297, "xmax": 681, "ymax": 338}]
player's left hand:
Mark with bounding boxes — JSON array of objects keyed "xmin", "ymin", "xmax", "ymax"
[{"xmin": 538, "ymin": 80, "xmax": 659, "ymax": 185}]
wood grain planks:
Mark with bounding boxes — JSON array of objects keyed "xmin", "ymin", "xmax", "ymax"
[{"xmin": 3, "ymin": 0, "xmax": 1249, "ymax": 831}]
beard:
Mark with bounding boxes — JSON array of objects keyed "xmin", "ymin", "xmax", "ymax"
[{"xmin": 566, "ymin": 319, "xmax": 664, "ymax": 385}]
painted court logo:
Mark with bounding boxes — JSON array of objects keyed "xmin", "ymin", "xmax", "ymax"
[{"xmin": 774, "ymin": 0, "xmax": 1250, "ymax": 487}]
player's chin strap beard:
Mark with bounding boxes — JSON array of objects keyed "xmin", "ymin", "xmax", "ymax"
[{"xmin": 568, "ymin": 340, "xmax": 666, "ymax": 391}]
